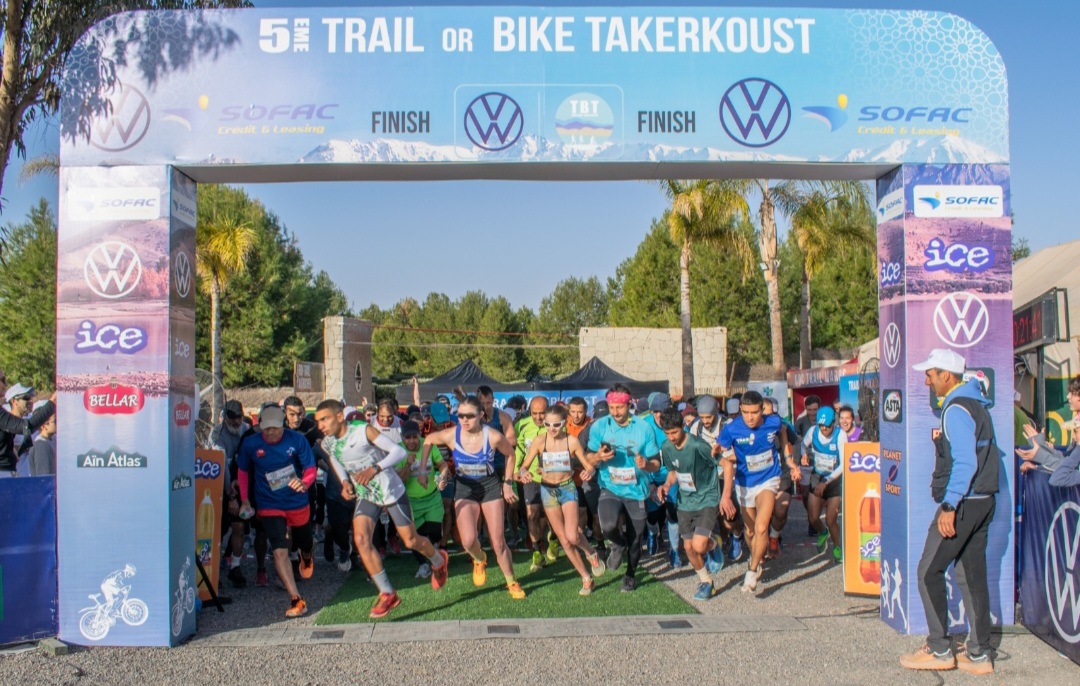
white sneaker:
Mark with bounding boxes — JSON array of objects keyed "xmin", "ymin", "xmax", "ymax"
[
  {"xmin": 415, "ymin": 563, "xmax": 432, "ymax": 579},
  {"xmin": 336, "ymin": 542, "xmax": 353, "ymax": 572},
  {"xmin": 742, "ymin": 565, "xmax": 763, "ymax": 593}
]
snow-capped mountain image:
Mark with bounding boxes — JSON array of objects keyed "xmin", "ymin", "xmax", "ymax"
[{"xmin": 834, "ymin": 135, "xmax": 1005, "ymax": 165}]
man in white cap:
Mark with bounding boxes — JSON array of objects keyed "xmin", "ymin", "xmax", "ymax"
[
  {"xmin": 900, "ymin": 348, "xmax": 998, "ymax": 676},
  {"xmin": 0, "ymin": 374, "xmax": 55, "ymax": 477}
]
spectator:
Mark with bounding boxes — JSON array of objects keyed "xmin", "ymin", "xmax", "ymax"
[
  {"xmin": 29, "ymin": 407, "xmax": 57, "ymax": 476},
  {"xmin": 0, "ymin": 376, "xmax": 55, "ymax": 477}
]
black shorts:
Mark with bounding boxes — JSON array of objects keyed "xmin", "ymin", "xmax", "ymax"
[
  {"xmin": 260, "ymin": 516, "xmax": 295, "ymax": 550},
  {"xmin": 779, "ymin": 471, "xmax": 793, "ymax": 494},
  {"xmin": 809, "ymin": 473, "xmax": 843, "ymax": 500},
  {"xmin": 522, "ymin": 481, "xmax": 542, "ymax": 506},
  {"xmin": 677, "ymin": 507, "xmax": 718, "ymax": 540},
  {"xmin": 455, "ymin": 474, "xmax": 503, "ymax": 503}
]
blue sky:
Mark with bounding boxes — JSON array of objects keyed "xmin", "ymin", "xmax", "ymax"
[{"xmin": 5, "ymin": 0, "xmax": 1073, "ymax": 312}]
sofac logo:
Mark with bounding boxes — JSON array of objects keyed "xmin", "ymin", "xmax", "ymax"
[
  {"xmin": 68, "ymin": 187, "xmax": 160, "ymax": 222},
  {"xmin": 914, "ymin": 185, "xmax": 1004, "ymax": 218},
  {"xmin": 719, "ymin": 78, "xmax": 791, "ymax": 148},
  {"xmin": 802, "ymin": 93, "xmax": 848, "ymax": 132},
  {"xmin": 933, "ymin": 291, "xmax": 990, "ymax": 348},
  {"xmin": 1044, "ymin": 501, "xmax": 1080, "ymax": 643},
  {"xmin": 463, "ymin": 92, "xmax": 524, "ymax": 151},
  {"xmin": 877, "ymin": 188, "xmax": 904, "ymax": 222},
  {"xmin": 86, "ymin": 85, "xmax": 152, "ymax": 152},
  {"xmin": 84, "ymin": 382, "xmax": 145, "ymax": 415},
  {"xmin": 84, "ymin": 242, "xmax": 142, "ymax": 299},
  {"xmin": 923, "ymin": 237, "xmax": 994, "ymax": 273}
]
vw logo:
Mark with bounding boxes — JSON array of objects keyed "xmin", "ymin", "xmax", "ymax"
[
  {"xmin": 84, "ymin": 241, "xmax": 143, "ymax": 299},
  {"xmin": 464, "ymin": 92, "xmax": 524, "ymax": 151},
  {"xmin": 883, "ymin": 323, "xmax": 902, "ymax": 369},
  {"xmin": 85, "ymin": 85, "xmax": 151, "ymax": 152},
  {"xmin": 933, "ymin": 291, "xmax": 989, "ymax": 349},
  {"xmin": 174, "ymin": 251, "xmax": 192, "ymax": 298},
  {"xmin": 719, "ymin": 78, "xmax": 791, "ymax": 148},
  {"xmin": 1045, "ymin": 501, "xmax": 1080, "ymax": 643}
]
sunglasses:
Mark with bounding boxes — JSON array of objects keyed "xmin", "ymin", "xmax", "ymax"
[
  {"xmin": 457, "ymin": 412, "xmax": 479, "ymax": 420},
  {"xmin": 543, "ymin": 421, "xmax": 565, "ymax": 429}
]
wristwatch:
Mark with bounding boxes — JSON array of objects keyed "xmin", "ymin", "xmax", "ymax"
[{"xmin": 940, "ymin": 502, "xmax": 955, "ymax": 513}]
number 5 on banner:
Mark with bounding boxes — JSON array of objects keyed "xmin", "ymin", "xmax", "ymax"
[{"xmin": 260, "ymin": 18, "xmax": 290, "ymax": 53}]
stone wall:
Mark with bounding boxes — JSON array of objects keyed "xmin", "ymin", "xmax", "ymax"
[
  {"xmin": 323, "ymin": 317, "xmax": 374, "ymax": 406},
  {"xmin": 579, "ymin": 326, "xmax": 727, "ymax": 397}
]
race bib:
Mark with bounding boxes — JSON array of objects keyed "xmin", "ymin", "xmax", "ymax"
[
  {"xmin": 265, "ymin": 465, "xmax": 295, "ymax": 491},
  {"xmin": 457, "ymin": 462, "xmax": 490, "ymax": 478},
  {"xmin": 745, "ymin": 449, "xmax": 774, "ymax": 473},
  {"xmin": 676, "ymin": 472, "xmax": 697, "ymax": 492},
  {"xmin": 341, "ymin": 454, "xmax": 375, "ymax": 483},
  {"xmin": 411, "ymin": 458, "xmax": 431, "ymax": 477},
  {"xmin": 542, "ymin": 451, "xmax": 571, "ymax": 473},
  {"xmin": 609, "ymin": 466, "xmax": 636, "ymax": 485},
  {"xmin": 814, "ymin": 454, "xmax": 838, "ymax": 474}
]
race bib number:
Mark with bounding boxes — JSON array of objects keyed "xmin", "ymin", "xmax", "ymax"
[
  {"xmin": 814, "ymin": 453, "xmax": 838, "ymax": 474},
  {"xmin": 265, "ymin": 465, "xmax": 295, "ymax": 491},
  {"xmin": 745, "ymin": 450, "xmax": 774, "ymax": 473},
  {"xmin": 542, "ymin": 451, "xmax": 571, "ymax": 473},
  {"xmin": 609, "ymin": 466, "xmax": 636, "ymax": 485},
  {"xmin": 676, "ymin": 472, "xmax": 697, "ymax": 492},
  {"xmin": 457, "ymin": 462, "xmax": 490, "ymax": 478},
  {"xmin": 341, "ymin": 454, "xmax": 375, "ymax": 483}
]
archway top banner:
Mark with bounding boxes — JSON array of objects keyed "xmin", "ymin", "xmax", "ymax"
[{"xmin": 61, "ymin": 6, "xmax": 1008, "ymax": 176}]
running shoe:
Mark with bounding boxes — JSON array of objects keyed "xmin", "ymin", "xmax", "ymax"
[
  {"xmin": 227, "ymin": 566, "xmax": 247, "ymax": 589},
  {"xmin": 586, "ymin": 552, "xmax": 607, "ymax": 578},
  {"xmin": 415, "ymin": 563, "xmax": 432, "ymax": 579},
  {"xmin": 530, "ymin": 550, "xmax": 547, "ymax": 572},
  {"xmin": 646, "ymin": 529, "xmax": 658, "ymax": 556},
  {"xmin": 766, "ymin": 536, "xmax": 781, "ymax": 560},
  {"xmin": 546, "ymin": 538, "xmax": 559, "ymax": 563},
  {"xmin": 298, "ymin": 551, "xmax": 314, "ymax": 580},
  {"xmin": 694, "ymin": 582, "xmax": 716, "ymax": 600},
  {"xmin": 899, "ymin": 645, "xmax": 956, "ymax": 671},
  {"xmin": 668, "ymin": 548, "xmax": 683, "ymax": 570},
  {"xmin": 285, "ymin": 595, "xmax": 307, "ymax": 618},
  {"xmin": 816, "ymin": 531, "xmax": 830, "ymax": 554},
  {"xmin": 956, "ymin": 651, "xmax": 994, "ymax": 675},
  {"xmin": 472, "ymin": 554, "xmax": 488, "ymax": 587},
  {"xmin": 741, "ymin": 564, "xmax": 763, "ymax": 593},
  {"xmin": 255, "ymin": 568, "xmax": 268, "ymax": 587},
  {"xmin": 730, "ymin": 535, "xmax": 744, "ymax": 562},
  {"xmin": 507, "ymin": 582, "xmax": 526, "ymax": 600},
  {"xmin": 337, "ymin": 546, "xmax": 353, "ymax": 572},
  {"xmin": 431, "ymin": 549, "xmax": 450, "ymax": 591},
  {"xmin": 579, "ymin": 577, "xmax": 595, "ymax": 597},
  {"xmin": 832, "ymin": 546, "xmax": 842, "ymax": 563},
  {"xmin": 369, "ymin": 591, "xmax": 401, "ymax": 619},
  {"xmin": 606, "ymin": 544, "xmax": 625, "ymax": 572},
  {"xmin": 620, "ymin": 575, "xmax": 638, "ymax": 593},
  {"xmin": 314, "ymin": 524, "xmax": 325, "ymax": 543}
]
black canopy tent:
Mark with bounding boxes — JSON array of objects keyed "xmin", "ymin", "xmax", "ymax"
[
  {"xmin": 535, "ymin": 356, "xmax": 669, "ymax": 395},
  {"xmin": 396, "ymin": 359, "xmax": 526, "ymax": 405}
]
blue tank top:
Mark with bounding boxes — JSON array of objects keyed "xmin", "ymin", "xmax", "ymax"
[
  {"xmin": 453, "ymin": 425, "xmax": 495, "ymax": 480},
  {"xmin": 485, "ymin": 411, "xmax": 507, "ymax": 471},
  {"xmin": 810, "ymin": 427, "xmax": 841, "ymax": 476},
  {"xmin": 719, "ymin": 414, "xmax": 783, "ymax": 487}
]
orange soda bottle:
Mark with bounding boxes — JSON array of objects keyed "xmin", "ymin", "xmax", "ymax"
[{"xmin": 859, "ymin": 484, "xmax": 881, "ymax": 583}]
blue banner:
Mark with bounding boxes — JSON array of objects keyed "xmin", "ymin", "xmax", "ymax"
[
  {"xmin": 1020, "ymin": 470, "xmax": 1080, "ymax": 666},
  {"xmin": 0, "ymin": 477, "xmax": 58, "ymax": 645}
]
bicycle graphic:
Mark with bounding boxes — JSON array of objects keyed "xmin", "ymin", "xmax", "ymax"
[
  {"xmin": 79, "ymin": 564, "xmax": 149, "ymax": 641},
  {"xmin": 171, "ymin": 557, "xmax": 195, "ymax": 637}
]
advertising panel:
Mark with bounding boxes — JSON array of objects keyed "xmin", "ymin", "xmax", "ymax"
[
  {"xmin": 842, "ymin": 441, "xmax": 880, "ymax": 597},
  {"xmin": 194, "ymin": 449, "xmax": 226, "ymax": 603},
  {"xmin": 0, "ymin": 478, "xmax": 58, "ymax": 645}
]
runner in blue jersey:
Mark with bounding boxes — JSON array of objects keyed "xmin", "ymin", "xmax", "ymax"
[
  {"xmin": 718, "ymin": 391, "xmax": 798, "ymax": 593},
  {"xmin": 584, "ymin": 383, "xmax": 662, "ymax": 593},
  {"xmin": 801, "ymin": 406, "xmax": 847, "ymax": 562}
]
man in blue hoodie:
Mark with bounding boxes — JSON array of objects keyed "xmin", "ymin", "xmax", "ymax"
[{"xmin": 900, "ymin": 349, "xmax": 999, "ymax": 676}]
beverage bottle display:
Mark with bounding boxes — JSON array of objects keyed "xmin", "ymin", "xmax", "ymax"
[
  {"xmin": 197, "ymin": 489, "xmax": 215, "ymax": 564},
  {"xmin": 859, "ymin": 484, "xmax": 881, "ymax": 583}
]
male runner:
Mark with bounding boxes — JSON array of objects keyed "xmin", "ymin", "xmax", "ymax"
[
  {"xmin": 762, "ymin": 397, "xmax": 798, "ymax": 559},
  {"xmin": 689, "ymin": 395, "xmax": 743, "ymax": 562},
  {"xmin": 516, "ymin": 396, "xmax": 554, "ymax": 570},
  {"xmin": 802, "ymin": 406, "xmax": 847, "ymax": 561}
]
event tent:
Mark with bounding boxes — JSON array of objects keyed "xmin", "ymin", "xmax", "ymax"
[
  {"xmin": 396, "ymin": 359, "xmax": 524, "ymax": 405},
  {"xmin": 536, "ymin": 356, "xmax": 669, "ymax": 395}
]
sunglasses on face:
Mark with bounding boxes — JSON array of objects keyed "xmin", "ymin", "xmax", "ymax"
[
  {"xmin": 457, "ymin": 412, "xmax": 479, "ymax": 420},
  {"xmin": 543, "ymin": 421, "xmax": 565, "ymax": 429}
]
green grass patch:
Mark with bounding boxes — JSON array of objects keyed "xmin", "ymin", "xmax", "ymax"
[{"xmin": 315, "ymin": 550, "xmax": 695, "ymax": 624}]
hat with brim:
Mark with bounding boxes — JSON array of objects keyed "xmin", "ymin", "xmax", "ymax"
[
  {"xmin": 912, "ymin": 348, "xmax": 966, "ymax": 375},
  {"xmin": 259, "ymin": 405, "xmax": 285, "ymax": 429},
  {"xmin": 4, "ymin": 383, "xmax": 33, "ymax": 403}
]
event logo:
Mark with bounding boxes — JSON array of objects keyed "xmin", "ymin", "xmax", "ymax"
[
  {"xmin": 858, "ymin": 106, "xmax": 971, "ymax": 123},
  {"xmin": 194, "ymin": 458, "xmax": 222, "ymax": 480},
  {"xmin": 848, "ymin": 451, "xmax": 880, "ymax": 473},
  {"xmin": 885, "ymin": 462, "xmax": 901, "ymax": 495},
  {"xmin": 802, "ymin": 93, "xmax": 848, "ymax": 132},
  {"xmin": 174, "ymin": 338, "xmax": 192, "ymax": 359},
  {"xmin": 914, "ymin": 185, "xmax": 1004, "ymax": 218},
  {"xmin": 84, "ymin": 382, "xmax": 145, "ymax": 415},
  {"xmin": 555, "ymin": 92, "xmax": 614, "ymax": 146},
  {"xmin": 162, "ymin": 96, "xmax": 338, "ymax": 130},
  {"xmin": 883, "ymin": 323, "xmax": 902, "ymax": 369},
  {"xmin": 880, "ymin": 261, "xmax": 902, "ymax": 287},
  {"xmin": 1044, "ymin": 501, "xmax": 1080, "ymax": 643},
  {"xmin": 463, "ymin": 92, "xmax": 524, "ymax": 151},
  {"xmin": 77, "ymin": 449, "xmax": 148, "ymax": 468},
  {"xmin": 84, "ymin": 242, "xmax": 143, "ymax": 299},
  {"xmin": 933, "ymin": 291, "xmax": 990, "ymax": 348},
  {"xmin": 877, "ymin": 188, "xmax": 904, "ymax": 222},
  {"xmin": 78, "ymin": 565, "xmax": 149, "ymax": 640},
  {"xmin": 174, "ymin": 401, "xmax": 192, "ymax": 427},
  {"xmin": 719, "ymin": 78, "xmax": 791, "ymax": 148},
  {"xmin": 67, "ymin": 187, "xmax": 160, "ymax": 222},
  {"xmin": 86, "ymin": 85, "xmax": 151, "ymax": 152},
  {"xmin": 171, "ymin": 194, "xmax": 197, "ymax": 227},
  {"xmin": 74, "ymin": 320, "xmax": 148, "ymax": 355},
  {"xmin": 882, "ymin": 448, "xmax": 902, "ymax": 462},
  {"xmin": 883, "ymin": 389, "xmax": 903, "ymax": 423},
  {"xmin": 171, "ymin": 473, "xmax": 192, "ymax": 491},
  {"xmin": 923, "ymin": 237, "xmax": 995, "ymax": 273},
  {"xmin": 174, "ymin": 251, "xmax": 192, "ymax": 298}
]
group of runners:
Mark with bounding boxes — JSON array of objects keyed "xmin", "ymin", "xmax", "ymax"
[{"xmin": 218, "ymin": 383, "xmax": 859, "ymax": 619}]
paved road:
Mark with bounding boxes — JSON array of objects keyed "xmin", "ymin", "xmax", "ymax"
[{"xmin": 1, "ymin": 505, "xmax": 1076, "ymax": 685}]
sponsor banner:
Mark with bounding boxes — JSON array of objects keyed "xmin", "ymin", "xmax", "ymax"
[
  {"xmin": 194, "ymin": 449, "xmax": 226, "ymax": 603},
  {"xmin": 61, "ymin": 8, "xmax": 1008, "ymax": 168},
  {"xmin": 1020, "ymin": 470, "xmax": 1080, "ymax": 666},
  {"xmin": 842, "ymin": 442, "xmax": 880, "ymax": 597},
  {"xmin": 913, "ymin": 185, "xmax": 1004, "ymax": 219},
  {"xmin": 67, "ymin": 186, "xmax": 162, "ymax": 222},
  {"xmin": 746, "ymin": 381, "xmax": 788, "ymax": 419},
  {"xmin": 0, "ymin": 478, "xmax": 59, "ymax": 646}
]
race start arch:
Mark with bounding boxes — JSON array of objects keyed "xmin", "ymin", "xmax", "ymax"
[{"xmin": 57, "ymin": 5, "xmax": 1012, "ymax": 645}]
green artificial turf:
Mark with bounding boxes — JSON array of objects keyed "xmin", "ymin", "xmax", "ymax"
[{"xmin": 315, "ymin": 550, "xmax": 695, "ymax": 624}]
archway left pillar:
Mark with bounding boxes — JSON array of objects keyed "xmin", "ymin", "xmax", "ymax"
[{"xmin": 56, "ymin": 165, "xmax": 197, "ymax": 646}]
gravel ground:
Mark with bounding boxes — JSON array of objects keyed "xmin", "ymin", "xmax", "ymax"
[{"xmin": 2, "ymin": 507, "xmax": 1076, "ymax": 685}]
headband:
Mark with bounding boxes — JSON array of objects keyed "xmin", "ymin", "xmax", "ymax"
[{"xmin": 606, "ymin": 392, "xmax": 632, "ymax": 404}]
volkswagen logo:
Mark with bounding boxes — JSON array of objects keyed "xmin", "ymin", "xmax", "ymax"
[
  {"xmin": 84, "ymin": 241, "xmax": 143, "ymax": 299},
  {"xmin": 1044, "ymin": 501, "xmax": 1080, "ymax": 643},
  {"xmin": 174, "ymin": 251, "xmax": 192, "ymax": 299},
  {"xmin": 719, "ymin": 78, "xmax": 791, "ymax": 148},
  {"xmin": 464, "ymin": 92, "xmax": 524, "ymax": 151},
  {"xmin": 883, "ymin": 322, "xmax": 902, "ymax": 369},
  {"xmin": 933, "ymin": 291, "xmax": 989, "ymax": 349},
  {"xmin": 86, "ymin": 85, "xmax": 152, "ymax": 152}
]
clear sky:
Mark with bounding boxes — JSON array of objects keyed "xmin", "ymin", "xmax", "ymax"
[{"xmin": 4, "ymin": 0, "xmax": 1074, "ymax": 313}]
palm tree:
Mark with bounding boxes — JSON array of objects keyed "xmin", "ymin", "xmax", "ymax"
[
  {"xmin": 196, "ymin": 209, "xmax": 257, "ymax": 420},
  {"xmin": 789, "ymin": 181, "xmax": 875, "ymax": 368},
  {"xmin": 662, "ymin": 179, "xmax": 752, "ymax": 397}
]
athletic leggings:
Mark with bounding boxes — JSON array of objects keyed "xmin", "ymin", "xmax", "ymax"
[
  {"xmin": 598, "ymin": 491, "xmax": 647, "ymax": 577},
  {"xmin": 412, "ymin": 521, "xmax": 443, "ymax": 566}
]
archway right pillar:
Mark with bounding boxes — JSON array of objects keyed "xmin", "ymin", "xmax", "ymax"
[{"xmin": 875, "ymin": 163, "xmax": 1015, "ymax": 634}]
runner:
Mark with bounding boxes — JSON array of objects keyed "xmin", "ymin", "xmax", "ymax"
[
  {"xmin": 656, "ymin": 407, "xmax": 724, "ymax": 599},
  {"xmin": 566, "ymin": 396, "xmax": 603, "ymax": 552},
  {"xmin": 518, "ymin": 404, "xmax": 607, "ymax": 595},
  {"xmin": 794, "ymin": 395, "xmax": 822, "ymax": 537},
  {"xmin": 516, "ymin": 396, "xmax": 555, "ymax": 571},
  {"xmin": 584, "ymin": 383, "xmax": 662, "ymax": 592},
  {"xmin": 802, "ymin": 407, "xmax": 847, "ymax": 562},
  {"xmin": 838, "ymin": 405, "xmax": 862, "ymax": 441},
  {"xmin": 397, "ymin": 420, "xmax": 448, "ymax": 579},
  {"xmin": 236, "ymin": 405, "xmax": 317, "ymax": 618},
  {"xmin": 475, "ymin": 385, "xmax": 520, "ymax": 546},
  {"xmin": 314, "ymin": 400, "xmax": 449, "ymax": 619},
  {"xmin": 423, "ymin": 396, "xmax": 526, "ymax": 599},
  {"xmin": 718, "ymin": 391, "xmax": 799, "ymax": 594},
  {"xmin": 689, "ymin": 395, "xmax": 743, "ymax": 563},
  {"xmin": 576, "ymin": 400, "xmax": 608, "ymax": 556},
  {"xmin": 645, "ymin": 393, "xmax": 683, "ymax": 570},
  {"xmin": 762, "ymin": 397, "xmax": 798, "ymax": 560}
]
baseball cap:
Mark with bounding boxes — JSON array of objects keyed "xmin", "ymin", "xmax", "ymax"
[
  {"xmin": 430, "ymin": 403, "xmax": 451, "ymax": 424},
  {"xmin": 592, "ymin": 400, "xmax": 610, "ymax": 419},
  {"xmin": 649, "ymin": 393, "xmax": 672, "ymax": 412},
  {"xmin": 696, "ymin": 395, "xmax": 719, "ymax": 416},
  {"xmin": 401, "ymin": 420, "xmax": 421, "ymax": 438},
  {"xmin": 259, "ymin": 404, "xmax": 285, "ymax": 429},
  {"xmin": 912, "ymin": 348, "xmax": 966, "ymax": 375},
  {"xmin": 725, "ymin": 397, "xmax": 741, "ymax": 415},
  {"xmin": 817, "ymin": 407, "xmax": 836, "ymax": 426},
  {"xmin": 4, "ymin": 383, "xmax": 33, "ymax": 403},
  {"xmin": 223, "ymin": 399, "xmax": 244, "ymax": 419}
]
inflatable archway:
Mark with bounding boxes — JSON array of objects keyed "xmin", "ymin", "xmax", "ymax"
[{"xmin": 57, "ymin": 6, "xmax": 1012, "ymax": 645}]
